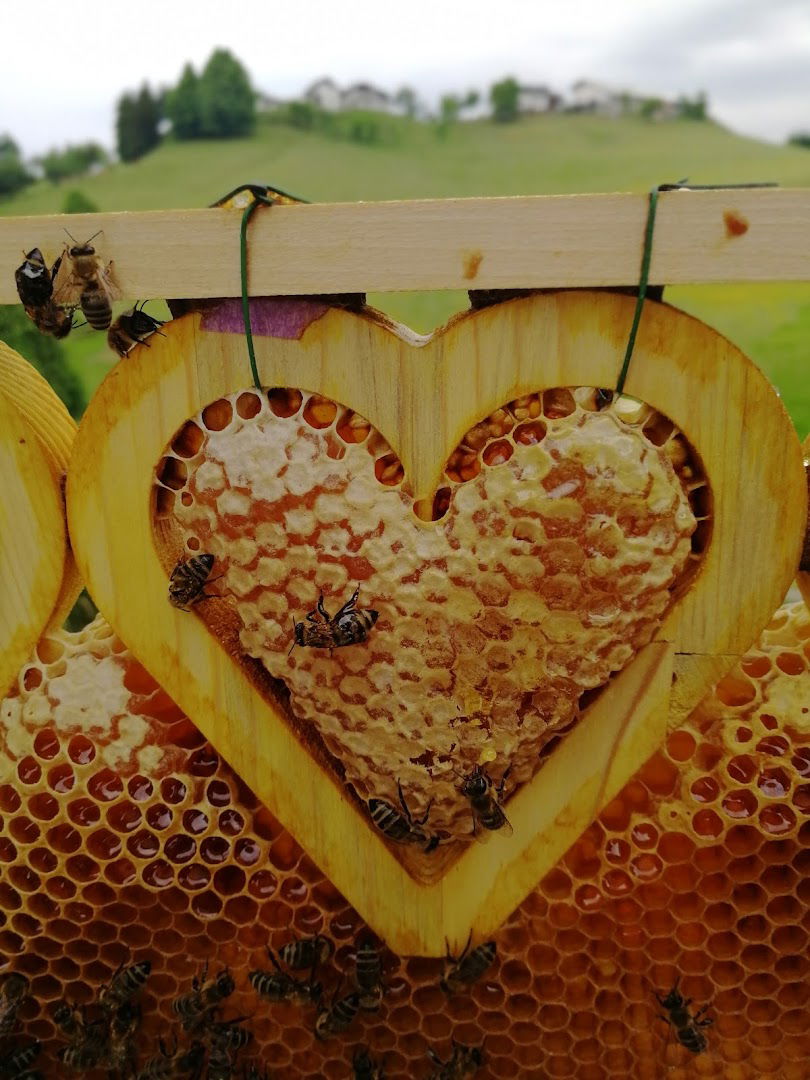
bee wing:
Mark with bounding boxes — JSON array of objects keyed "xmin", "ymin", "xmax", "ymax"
[
  {"xmin": 51, "ymin": 252, "xmax": 84, "ymax": 306},
  {"xmin": 100, "ymin": 259, "xmax": 123, "ymax": 300},
  {"xmin": 334, "ymin": 587, "xmax": 360, "ymax": 619}
]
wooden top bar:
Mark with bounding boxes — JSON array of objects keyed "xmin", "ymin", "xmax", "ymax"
[{"xmin": 0, "ymin": 188, "xmax": 808, "ymax": 302}]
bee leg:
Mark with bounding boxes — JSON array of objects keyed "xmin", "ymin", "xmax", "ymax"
[
  {"xmin": 496, "ymin": 766, "xmax": 512, "ymax": 798},
  {"xmin": 412, "ymin": 796, "xmax": 434, "ymax": 828},
  {"xmin": 396, "ymin": 780, "xmax": 413, "ymax": 825},
  {"xmin": 316, "ymin": 594, "xmax": 330, "ymax": 621}
]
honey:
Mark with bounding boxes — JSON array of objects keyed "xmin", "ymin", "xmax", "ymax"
[
  {"xmin": 0, "ymin": 599, "xmax": 807, "ymax": 1074},
  {"xmin": 153, "ymin": 385, "xmax": 701, "ymax": 848}
]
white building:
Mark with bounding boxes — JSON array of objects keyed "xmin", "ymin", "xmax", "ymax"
[
  {"xmin": 517, "ymin": 85, "xmax": 560, "ymax": 114},
  {"xmin": 340, "ymin": 82, "xmax": 394, "ymax": 112},
  {"xmin": 303, "ymin": 78, "xmax": 343, "ymax": 112}
]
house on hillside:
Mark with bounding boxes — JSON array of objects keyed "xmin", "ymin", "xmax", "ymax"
[
  {"xmin": 341, "ymin": 82, "xmax": 394, "ymax": 112},
  {"xmin": 517, "ymin": 85, "xmax": 561, "ymax": 114},
  {"xmin": 569, "ymin": 80, "xmax": 624, "ymax": 115},
  {"xmin": 304, "ymin": 78, "xmax": 343, "ymax": 112}
]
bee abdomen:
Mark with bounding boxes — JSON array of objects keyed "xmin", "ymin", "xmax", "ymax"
[
  {"xmin": 81, "ymin": 286, "xmax": 113, "ymax": 330},
  {"xmin": 368, "ymin": 799, "xmax": 411, "ymax": 842}
]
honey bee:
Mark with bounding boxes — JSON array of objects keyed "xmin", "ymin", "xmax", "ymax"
[
  {"xmin": 135, "ymin": 1039, "xmax": 205, "ymax": 1079},
  {"xmin": 249, "ymin": 949, "xmax": 322, "ymax": 1006},
  {"xmin": 107, "ymin": 302, "xmax": 165, "ymax": 357},
  {"xmin": 52, "ymin": 230, "xmax": 121, "ymax": 331},
  {"xmin": 656, "ymin": 978, "xmax": 713, "ymax": 1055},
  {"xmin": 172, "ymin": 965, "xmax": 235, "ymax": 1033},
  {"xmin": 168, "ymin": 553, "xmax": 222, "ymax": 610},
  {"xmin": 106, "ymin": 1000, "xmax": 141, "ymax": 1075},
  {"xmin": 353, "ymin": 1046, "xmax": 386, "ymax": 1079},
  {"xmin": 368, "ymin": 780, "xmax": 440, "ymax": 853},
  {"xmin": 314, "ymin": 986, "xmax": 360, "ymax": 1041},
  {"xmin": 98, "ymin": 959, "xmax": 151, "ymax": 1010},
  {"xmin": 353, "ymin": 935, "xmax": 384, "ymax": 1012},
  {"xmin": 53, "ymin": 1001, "xmax": 83, "ymax": 1039},
  {"xmin": 0, "ymin": 1040, "xmax": 41, "ymax": 1078},
  {"xmin": 278, "ymin": 934, "xmax": 334, "ymax": 972},
  {"xmin": 426, "ymin": 1040, "xmax": 484, "ymax": 1079},
  {"xmin": 58, "ymin": 1033, "xmax": 107, "ymax": 1071},
  {"xmin": 290, "ymin": 587, "xmax": 379, "ymax": 654},
  {"xmin": 0, "ymin": 974, "xmax": 28, "ymax": 1037},
  {"xmin": 14, "ymin": 248, "xmax": 74, "ymax": 339},
  {"xmin": 440, "ymin": 935, "xmax": 497, "ymax": 995},
  {"xmin": 209, "ymin": 1018, "xmax": 253, "ymax": 1051},
  {"xmin": 459, "ymin": 764, "xmax": 512, "ymax": 839}
]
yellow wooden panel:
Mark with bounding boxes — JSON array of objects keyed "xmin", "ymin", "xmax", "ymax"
[
  {"xmin": 66, "ymin": 292, "xmax": 805, "ymax": 954},
  {"xmin": 0, "ymin": 392, "xmax": 66, "ymax": 698},
  {"xmin": 1, "ymin": 188, "xmax": 809, "ymax": 303}
]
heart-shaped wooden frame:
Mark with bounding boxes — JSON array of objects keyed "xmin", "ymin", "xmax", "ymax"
[
  {"xmin": 0, "ymin": 341, "xmax": 78, "ymax": 699},
  {"xmin": 67, "ymin": 291, "xmax": 805, "ymax": 954}
]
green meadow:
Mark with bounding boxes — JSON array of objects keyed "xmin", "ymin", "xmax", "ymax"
[{"xmin": 3, "ymin": 112, "xmax": 809, "ymax": 432}]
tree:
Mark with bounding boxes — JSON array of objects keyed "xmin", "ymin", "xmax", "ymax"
[
  {"xmin": 198, "ymin": 49, "xmax": 255, "ymax": 137},
  {"xmin": 677, "ymin": 91, "xmax": 708, "ymax": 121},
  {"xmin": 0, "ymin": 134, "xmax": 33, "ymax": 196},
  {"xmin": 788, "ymin": 132, "xmax": 810, "ymax": 149},
  {"xmin": 62, "ymin": 189, "xmax": 99, "ymax": 214},
  {"xmin": 38, "ymin": 142, "xmax": 107, "ymax": 183},
  {"xmin": 0, "ymin": 306, "xmax": 85, "ymax": 420},
  {"xmin": 166, "ymin": 63, "xmax": 202, "ymax": 140},
  {"xmin": 435, "ymin": 94, "xmax": 460, "ymax": 140},
  {"xmin": 116, "ymin": 85, "xmax": 159, "ymax": 162},
  {"xmin": 395, "ymin": 86, "xmax": 419, "ymax": 119},
  {"xmin": 490, "ymin": 77, "xmax": 520, "ymax": 123}
]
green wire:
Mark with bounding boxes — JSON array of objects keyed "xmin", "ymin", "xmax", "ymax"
[
  {"xmin": 616, "ymin": 179, "xmax": 777, "ymax": 396},
  {"xmin": 239, "ymin": 195, "xmax": 274, "ymax": 390},
  {"xmin": 615, "ymin": 184, "xmax": 661, "ymax": 396}
]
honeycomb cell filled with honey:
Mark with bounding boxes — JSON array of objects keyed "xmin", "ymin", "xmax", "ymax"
[
  {"xmin": 153, "ymin": 386, "xmax": 704, "ymax": 848},
  {"xmin": 0, "ymin": 595, "xmax": 809, "ymax": 1075}
]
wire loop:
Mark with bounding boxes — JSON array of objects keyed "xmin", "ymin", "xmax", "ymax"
[{"xmin": 615, "ymin": 179, "xmax": 778, "ymax": 396}]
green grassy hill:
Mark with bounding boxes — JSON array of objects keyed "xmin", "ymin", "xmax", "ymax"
[{"xmin": 3, "ymin": 112, "xmax": 810, "ymax": 431}]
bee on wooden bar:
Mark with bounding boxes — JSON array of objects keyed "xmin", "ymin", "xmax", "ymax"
[
  {"xmin": 168, "ymin": 553, "xmax": 222, "ymax": 611},
  {"xmin": 108, "ymin": 301, "xmax": 165, "ymax": 357},
  {"xmin": 368, "ymin": 780, "xmax": 440, "ymax": 854},
  {"xmin": 14, "ymin": 248, "xmax": 74, "ymax": 339},
  {"xmin": 278, "ymin": 933, "xmax": 334, "ymax": 972},
  {"xmin": 249, "ymin": 949, "xmax": 322, "ymax": 1006},
  {"xmin": 426, "ymin": 1040, "xmax": 484, "ymax": 1079},
  {"xmin": 0, "ymin": 973, "xmax": 28, "ymax": 1037},
  {"xmin": 314, "ymin": 985, "xmax": 360, "ymax": 1040},
  {"xmin": 440, "ymin": 934, "xmax": 497, "ymax": 995},
  {"xmin": 52, "ymin": 230, "xmax": 122, "ymax": 331},
  {"xmin": 655, "ymin": 978, "xmax": 713, "ymax": 1055},
  {"xmin": 172, "ymin": 965, "xmax": 235, "ymax": 1032},
  {"xmin": 459, "ymin": 763, "xmax": 513, "ymax": 839},
  {"xmin": 290, "ymin": 586, "xmax": 379, "ymax": 654},
  {"xmin": 353, "ymin": 1046, "xmax": 386, "ymax": 1079},
  {"xmin": 98, "ymin": 959, "xmax": 151, "ymax": 1010},
  {"xmin": 353, "ymin": 935, "xmax": 384, "ymax": 1012}
]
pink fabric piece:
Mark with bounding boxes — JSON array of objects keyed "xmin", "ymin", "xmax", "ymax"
[{"xmin": 201, "ymin": 297, "xmax": 330, "ymax": 339}]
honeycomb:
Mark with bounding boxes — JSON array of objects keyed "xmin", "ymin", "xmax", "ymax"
[
  {"xmin": 153, "ymin": 386, "xmax": 703, "ymax": 846},
  {"xmin": 1, "ymin": 589, "xmax": 809, "ymax": 1077}
]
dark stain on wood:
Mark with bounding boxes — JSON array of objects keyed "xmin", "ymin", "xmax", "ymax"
[
  {"xmin": 462, "ymin": 250, "xmax": 484, "ymax": 280},
  {"xmin": 723, "ymin": 210, "xmax": 749, "ymax": 238}
]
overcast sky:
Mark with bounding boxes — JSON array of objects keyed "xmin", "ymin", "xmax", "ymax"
[{"xmin": 5, "ymin": 0, "xmax": 809, "ymax": 156}]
